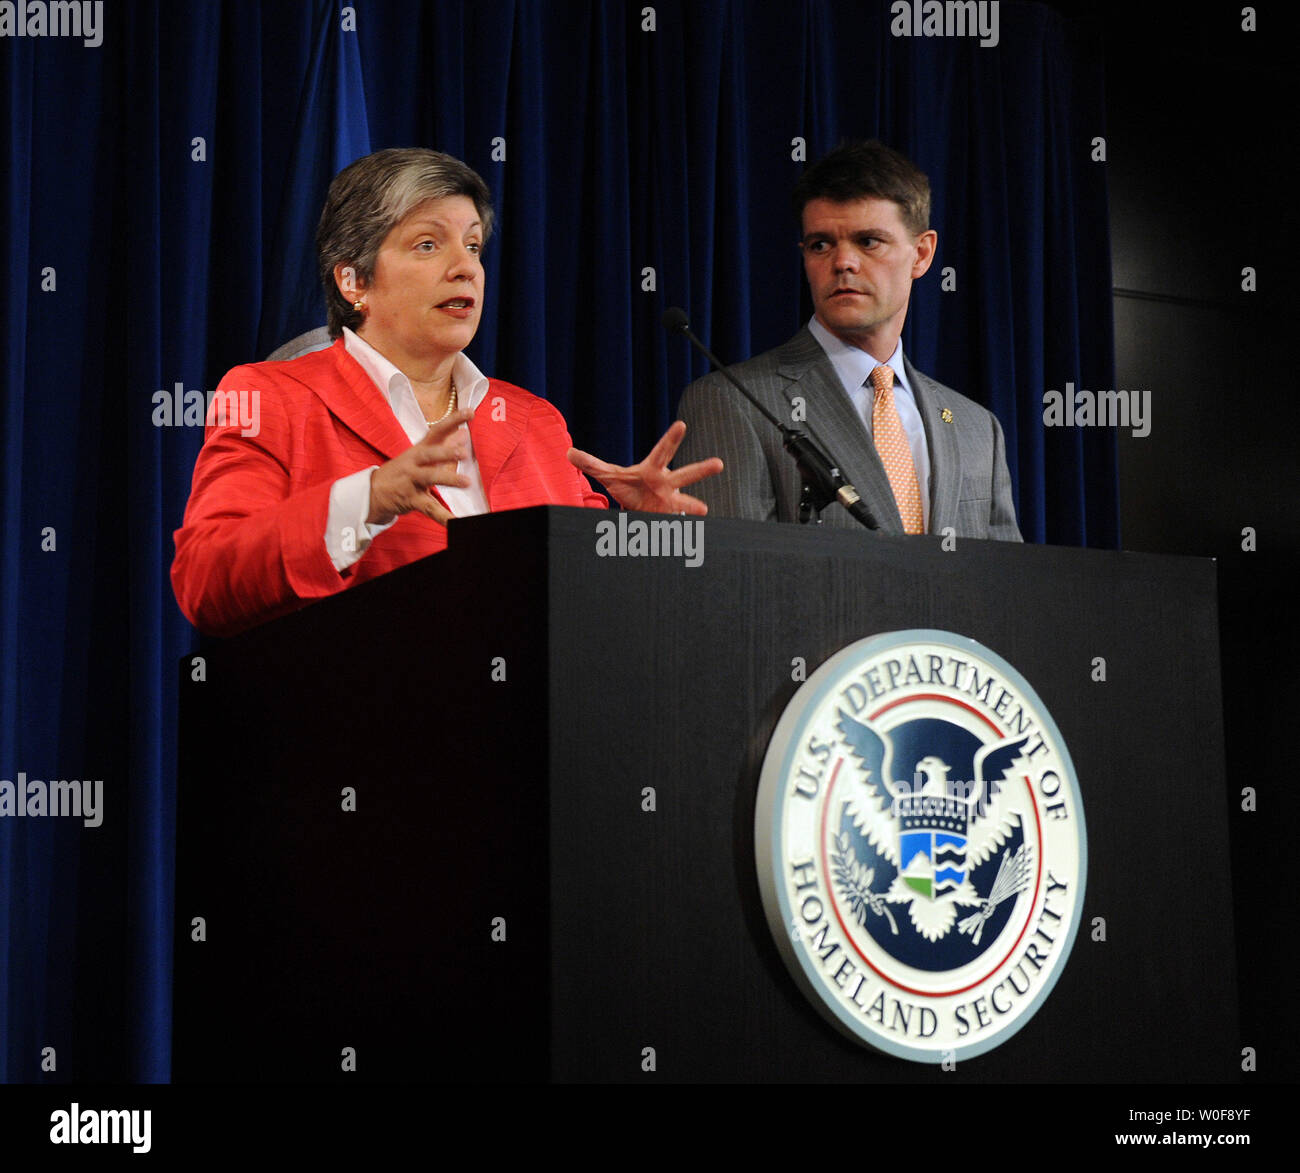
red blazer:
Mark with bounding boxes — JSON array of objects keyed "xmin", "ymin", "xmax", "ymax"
[{"xmin": 172, "ymin": 338, "xmax": 607, "ymax": 636}]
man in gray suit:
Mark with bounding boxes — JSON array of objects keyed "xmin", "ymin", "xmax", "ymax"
[{"xmin": 675, "ymin": 141, "xmax": 1021, "ymax": 541}]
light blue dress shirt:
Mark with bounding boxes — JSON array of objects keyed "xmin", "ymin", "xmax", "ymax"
[{"xmin": 807, "ymin": 316, "xmax": 932, "ymax": 531}]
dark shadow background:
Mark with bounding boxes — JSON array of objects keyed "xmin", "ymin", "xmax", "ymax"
[{"xmin": 1094, "ymin": 3, "xmax": 1297, "ymax": 1083}]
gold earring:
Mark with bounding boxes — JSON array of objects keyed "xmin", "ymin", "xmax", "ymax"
[{"xmin": 352, "ymin": 300, "xmax": 366, "ymax": 312}]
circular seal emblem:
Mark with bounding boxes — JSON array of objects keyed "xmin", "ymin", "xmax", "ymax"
[{"xmin": 756, "ymin": 630, "xmax": 1086, "ymax": 1063}]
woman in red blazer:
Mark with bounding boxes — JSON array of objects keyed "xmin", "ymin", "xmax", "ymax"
[{"xmin": 172, "ymin": 149, "xmax": 720, "ymax": 637}]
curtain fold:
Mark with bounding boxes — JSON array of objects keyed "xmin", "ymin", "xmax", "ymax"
[{"xmin": 0, "ymin": 0, "xmax": 1115, "ymax": 1081}]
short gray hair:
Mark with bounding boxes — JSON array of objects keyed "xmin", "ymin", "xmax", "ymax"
[{"xmin": 316, "ymin": 148, "xmax": 495, "ymax": 338}]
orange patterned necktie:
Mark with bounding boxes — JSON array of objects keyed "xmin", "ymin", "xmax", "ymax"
[{"xmin": 870, "ymin": 364, "xmax": 924, "ymax": 534}]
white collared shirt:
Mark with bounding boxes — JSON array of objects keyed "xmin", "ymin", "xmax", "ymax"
[
  {"xmin": 324, "ymin": 327, "xmax": 491, "ymax": 571},
  {"xmin": 807, "ymin": 316, "xmax": 932, "ymax": 532}
]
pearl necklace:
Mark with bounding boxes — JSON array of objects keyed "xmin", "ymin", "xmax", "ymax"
[{"xmin": 419, "ymin": 377, "xmax": 458, "ymax": 427}]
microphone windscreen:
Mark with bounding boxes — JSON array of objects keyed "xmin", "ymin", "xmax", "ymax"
[{"xmin": 661, "ymin": 306, "xmax": 690, "ymax": 334}]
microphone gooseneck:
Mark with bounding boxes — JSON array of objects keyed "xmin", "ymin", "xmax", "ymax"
[{"xmin": 664, "ymin": 307, "xmax": 879, "ymax": 530}]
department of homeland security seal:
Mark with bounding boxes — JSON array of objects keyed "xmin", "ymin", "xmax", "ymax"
[{"xmin": 756, "ymin": 630, "xmax": 1086, "ymax": 1063}]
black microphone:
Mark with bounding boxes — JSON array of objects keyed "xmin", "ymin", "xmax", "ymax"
[
  {"xmin": 661, "ymin": 306, "xmax": 689, "ymax": 334},
  {"xmin": 663, "ymin": 307, "xmax": 879, "ymax": 531}
]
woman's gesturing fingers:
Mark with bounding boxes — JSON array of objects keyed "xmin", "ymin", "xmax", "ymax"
[{"xmin": 368, "ymin": 409, "xmax": 475, "ymax": 526}]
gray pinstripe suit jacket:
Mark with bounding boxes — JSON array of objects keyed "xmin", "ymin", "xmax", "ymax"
[{"xmin": 674, "ymin": 327, "xmax": 1022, "ymax": 541}]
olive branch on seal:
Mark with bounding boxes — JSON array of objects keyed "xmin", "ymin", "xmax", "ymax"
[{"xmin": 831, "ymin": 830, "xmax": 899, "ymax": 936}]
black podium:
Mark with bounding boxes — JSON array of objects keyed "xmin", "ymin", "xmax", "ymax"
[{"xmin": 173, "ymin": 507, "xmax": 1237, "ymax": 1082}]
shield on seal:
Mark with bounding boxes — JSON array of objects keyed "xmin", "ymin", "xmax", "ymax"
[{"xmin": 899, "ymin": 830, "xmax": 969, "ymax": 899}]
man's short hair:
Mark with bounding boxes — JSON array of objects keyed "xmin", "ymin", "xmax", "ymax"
[
  {"xmin": 792, "ymin": 140, "xmax": 931, "ymax": 237},
  {"xmin": 316, "ymin": 148, "xmax": 495, "ymax": 338}
]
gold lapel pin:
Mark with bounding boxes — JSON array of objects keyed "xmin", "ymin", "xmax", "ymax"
[{"xmin": 941, "ymin": 408, "xmax": 954, "ymax": 423}]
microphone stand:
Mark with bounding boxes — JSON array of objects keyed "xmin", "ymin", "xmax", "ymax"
[{"xmin": 663, "ymin": 307, "xmax": 879, "ymax": 531}]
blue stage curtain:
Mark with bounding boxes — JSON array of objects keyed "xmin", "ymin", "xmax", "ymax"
[{"xmin": 0, "ymin": 0, "xmax": 1115, "ymax": 1081}]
